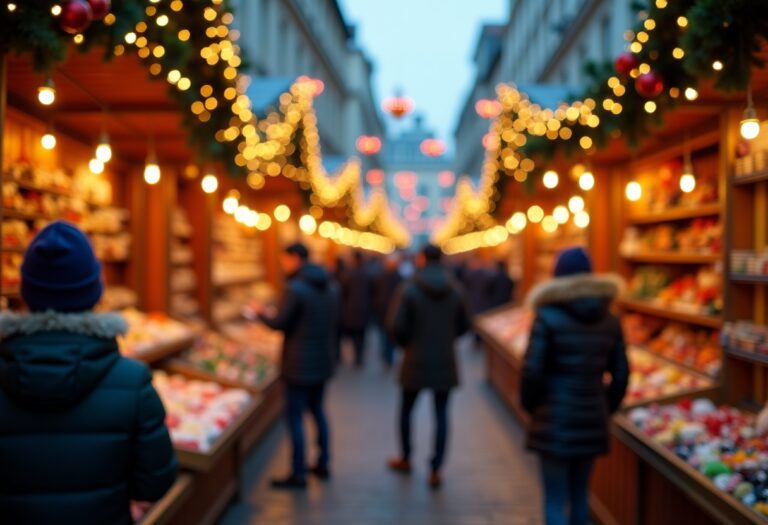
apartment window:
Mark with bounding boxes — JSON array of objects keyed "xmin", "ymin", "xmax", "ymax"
[{"xmin": 601, "ymin": 14, "xmax": 612, "ymax": 61}]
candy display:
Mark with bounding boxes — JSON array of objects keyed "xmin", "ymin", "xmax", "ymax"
[
  {"xmin": 152, "ymin": 371, "xmax": 252, "ymax": 452},
  {"xmin": 219, "ymin": 321, "xmax": 283, "ymax": 363},
  {"xmin": 627, "ymin": 266, "xmax": 722, "ymax": 316},
  {"xmin": 176, "ymin": 331, "xmax": 278, "ymax": 388},
  {"xmin": 118, "ymin": 309, "xmax": 194, "ymax": 358},
  {"xmin": 625, "ymin": 348, "xmax": 713, "ymax": 405},
  {"xmin": 620, "ymin": 218, "xmax": 721, "ymax": 256},
  {"xmin": 628, "ymin": 400, "xmax": 768, "ymax": 519},
  {"xmin": 476, "ymin": 307, "xmax": 533, "ymax": 360}
]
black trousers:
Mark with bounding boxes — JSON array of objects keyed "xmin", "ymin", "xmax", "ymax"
[{"xmin": 399, "ymin": 389, "xmax": 451, "ymax": 472}]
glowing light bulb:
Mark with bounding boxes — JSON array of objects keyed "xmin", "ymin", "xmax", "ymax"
[
  {"xmin": 741, "ymin": 105, "xmax": 761, "ymax": 140},
  {"xmin": 508, "ymin": 212, "xmax": 527, "ymax": 232},
  {"xmin": 41, "ymin": 132, "xmax": 57, "ymax": 150},
  {"xmin": 553, "ymin": 206, "xmax": 570, "ymax": 224},
  {"xmin": 235, "ymin": 205, "xmax": 250, "ymax": 223},
  {"xmin": 579, "ymin": 171, "xmax": 595, "ymax": 191},
  {"xmin": 201, "ymin": 174, "xmax": 218, "ymax": 193},
  {"xmin": 625, "ymin": 181, "xmax": 642, "ymax": 202},
  {"xmin": 223, "ymin": 196, "xmax": 239, "ymax": 214},
  {"xmin": 541, "ymin": 216, "xmax": 558, "ymax": 233},
  {"xmin": 684, "ymin": 87, "xmax": 699, "ymax": 101},
  {"xmin": 568, "ymin": 196, "xmax": 585, "ymax": 214},
  {"xmin": 574, "ymin": 211, "xmax": 590, "ymax": 228},
  {"xmin": 144, "ymin": 162, "xmax": 161, "ymax": 185},
  {"xmin": 274, "ymin": 204, "xmax": 291, "ymax": 222},
  {"xmin": 527, "ymin": 205, "xmax": 544, "ymax": 224},
  {"xmin": 38, "ymin": 79, "xmax": 56, "ymax": 106},
  {"xmin": 95, "ymin": 135, "xmax": 112, "ymax": 163},
  {"xmin": 299, "ymin": 215, "xmax": 317, "ymax": 234},
  {"xmin": 88, "ymin": 158, "xmax": 104, "ymax": 174},
  {"xmin": 680, "ymin": 173, "xmax": 696, "ymax": 193},
  {"xmin": 543, "ymin": 170, "xmax": 559, "ymax": 189}
]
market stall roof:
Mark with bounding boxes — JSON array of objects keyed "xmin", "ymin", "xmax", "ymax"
[
  {"xmin": 246, "ymin": 77, "xmax": 294, "ymax": 118},
  {"xmin": 5, "ymin": 50, "xmax": 194, "ymax": 166}
]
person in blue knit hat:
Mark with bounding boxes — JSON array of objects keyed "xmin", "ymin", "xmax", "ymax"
[
  {"xmin": 520, "ymin": 246, "xmax": 629, "ymax": 525},
  {"xmin": 0, "ymin": 221, "xmax": 177, "ymax": 524}
]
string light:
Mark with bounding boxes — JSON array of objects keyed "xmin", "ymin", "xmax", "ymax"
[
  {"xmin": 553, "ymin": 206, "xmax": 570, "ymax": 224},
  {"xmin": 274, "ymin": 204, "xmax": 291, "ymax": 222},
  {"xmin": 684, "ymin": 87, "xmax": 699, "ymax": 101},
  {"xmin": 41, "ymin": 127, "xmax": 57, "ymax": 150},
  {"xmin": 201, "ymin": 173, "xmax": 219, "ymax": 193},
  {"xmin": 144, "ymin": 145, "xmax": 161, "ymax": 185},
  {"xmin": 37, "ymin": 77, "xmax": 56, "ymax": 106},
  {"xmin": 89, "ymin": 158, "xmax": 105, "ymax": 175},
  {"xmin": 625, "ymin": 181, "xmax": 642, "ymax": 202},
  {"xmin": 740, "ymin": 84, "xmax": 761, "ymax": 140},
  {"xmin": 222, "ymin": 190, "xmax": 240, "ymax": 214},
  {"xmin": 543, "ymin": 170, "xmax": 559, "ymax": 189},
  {"xmin": 568, "ymin": 196, "xmax": 585, "ymax": 214},
  {"xmin": 95, "ymin": 132, "xmax": 112, "ymax": 163},
  {"xmin": 527, "ymin": 205, "xmax": 544, "ymax": 224},
  {"xmin": 574, "ymin": 211, "xmax": 590, "ymax": 228},
  {"xmin": 299, "ymin": 214, "xmax": 317, "ymax": 235},
  {"xmin": 579, "ymin": 171, "xmax": 595, "ymax": 191},
  {"xmin": 712, "ymin": 60, "xmax": 724, "ymax": 71}
]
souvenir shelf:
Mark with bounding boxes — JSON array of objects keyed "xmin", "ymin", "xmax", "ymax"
[{"xmin": 169, "ymin": 207, "xmax": 200, "ymax": 320}]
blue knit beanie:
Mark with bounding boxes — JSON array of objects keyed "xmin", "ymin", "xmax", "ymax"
[
  {"xmin": 21, "ymin": 221, "xmax": 103, "ymax": 312},
  {"xmin": 554, "ymin": 247, "xmax": 592, "ymax": 277}
]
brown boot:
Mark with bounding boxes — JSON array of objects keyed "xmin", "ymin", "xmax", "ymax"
[
  {"xmin": 429, "ymin": 471, "xmax": 442, "ymax": 489},
  {"xmin": 387, "ymin": 457, "xmax": 412, "ymax": 474}
]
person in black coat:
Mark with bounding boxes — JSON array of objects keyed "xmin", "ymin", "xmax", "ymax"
[
  {"xmin": 257, "ymin": 243, "xmax": 339, "ymax": 489},
  {"xmin": 487, "ymin": 260, "xmax": 516, "ymax": 309},
  {"xmin": 0, "ymin": 222, "xmax": 176, "ymax": 525},
  {"xmin": 338, "ymin": 251, "xmax": 371, "ymax": 366},
  {"xmin": 387, "ymin": 244, "xmax": 472, "ymax": 489},
  {"xmin": 372, "ymin": 254, "xmax": 402, "ymax": 368},
  {"xmin": 520, "ymin": 247, "xmax": 629, "ymax": 525}
]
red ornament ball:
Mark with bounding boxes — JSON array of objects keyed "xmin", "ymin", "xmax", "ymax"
[
  {"xmin": 60, "ymin": 0, "xmax": 93, "ymax": 34},
  {"xmin": 87, "ymin": 0, "xmax": 111, "ymax": 20},
  {"xmin": 614, "ymin": 52, "xmax": 639, "ymax": 76},
  {"xmin": 635, "ymin": 72, "xmax": 664, "ymax": 99}
]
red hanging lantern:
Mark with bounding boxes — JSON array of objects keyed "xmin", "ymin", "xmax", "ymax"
[
  {"xmin": 355, "ymin": 135, "xmax": 382, "ymax": 156},
  {"xmin": 366, "ymin": 169, "xmax": 385, "ymax": 186},
  {"xmin": 60, "ymin": 0, "xmax": 93, "ymax": 34},
  {"xmin": 420, "ymin": 138, "xmax": 445, "ymax": 157},
  {"xmin": 475, "ymin": 99, "xmax": 502, "ymax": 119},
  {"xmin": 635, "ymin": 71, "xmax": 664, "ymax": 99},
  {"xmin": 438, "ymin": 171, "xmax": 455, "ymax": 188},
  {"xmin": 614, "ymin": 52, "xmax": 639, "ymax": 76},
  {"xmin": 86, "ymin": 0, "xmax": 110, "ymax": 20},
  {"xmin": 383, "ymin": 95, "xmax": 414, "ymax": 119}
]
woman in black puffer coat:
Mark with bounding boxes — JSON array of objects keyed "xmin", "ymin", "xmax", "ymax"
[
  {"xmin": 520, "ymin": 247, "xmax": 629, "ymax": 525},
  {"xmin": 0, "ymin": 222, "xmax": 177, "ymax": 524}
]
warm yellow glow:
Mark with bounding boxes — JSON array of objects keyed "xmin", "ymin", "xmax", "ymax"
[
  {"xmin": 7, "ymin": 2, "xmax": 16, "ymax": 11},
  {"xmin": 256, "ymin": 213, "xmax": 272, "ymax": 231},
  {"xmin": 677, "ymin": 16, "xmax": 688, "ymax": 28},
  {"xmin": 741, "ymin": 117, "xmax": 761, "ymax": 140},
  {"xmin": 542, "ymin": 170, "xmax": 559, "ymax": 189},
  {"xmin": 144, "ymin": 163, "xmax": 161, "ymax": 185},
  {"xmin": 510, "ymin": 212, "xmax": 527, "ymax": 232},
  {"xmin": 644, "ymin": 101, "xmax": 657, "ymax": 114},
  {"xmin": 299, "ymin": 215, "xmax": 317, "ymax": 235},
  {"xmin": 574, "ymin": 211, "xmax": 590, "ymax": 229},
  {"xmin": 38, "ymin": 84, "xmax": 55, "ymax": 106},
  {"xmin": 568, "ymin": 196, "xmax": 585, "ymax": 214},
  {"xmin": 156, "ymin": 14, "xmax": 169, "ymax": 26},
  {"xmin": 680, "ymin": 174, "xmax": 696, "ymax": 193},
  {"xmin": 541, "ymin": 216, "xmax": 558, "ymax": 233},
  {"xmin": 579, "ymin": 136, "xmax": 593, "ymax": 150},
  {"xmin": 655, "ymin": 0, "xmax": 667, "ymax": 7},
  {"xmin": 673, "ymin": 47, "xmax": 685, "ymax": 59},
  {"xmin": 684, "ymin": 87, "xmax": 699, "ymax": 101},
  {"xmin": 625, "ymin": 181, "xmax": 642, "ymax": 202},
  {"xmin": 712, "ymin": 60, "xmax": 724, "ymax": 71},
  {"xmin": 51, "ymin": 4, "xmax": 61, "ymax": 15},
  {"xmin": 201, "ymin": 174, "xmax": 218, "ymax": 193},
  {"xmin": 41, "ymin": 133, "xmax": 57, "ymax": 150},
  {"xmin": 579, "ymin": 171, "xmax": 595, "ymax": 191},
  {"xmin": 125, "ymin": 32, "xmax": 137, "ymax": 44},
  {"xmin": 274, "ymin": 204, "xmax": 291, "ymax": 222},
  {"xmin": 96, "ymin": 141, "xmax": 112, "ymax": 163},
  {"xmin": 553, "ymin": 206, "xmax": 570, "ymax": 224},
  {"xmin": 88, "ymin": 158, "xmax": 104, "ymax": 175},
  {"xmin": 234, "ymin": 205, "xmax": 250, "ymax": 223},
  {"xmin": 527, "ymin": 205, "xmax": 545, "ymax": 224},
  {"xmin": 223, "ymin": 196, "xmax": 239, "ymax": 215}
]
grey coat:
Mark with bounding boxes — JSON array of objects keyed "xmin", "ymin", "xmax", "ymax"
[{"xmin": 389, "ymin": 263, "xmax": 471, "ymax": 391}]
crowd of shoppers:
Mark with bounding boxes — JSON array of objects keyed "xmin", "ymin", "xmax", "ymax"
[{"xmin": 0, "ymin": 221, "xmax": 626, "ymax": 525}]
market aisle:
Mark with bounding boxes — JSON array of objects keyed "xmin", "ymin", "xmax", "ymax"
[{"xmin": 218, "ymin": 337, "xmax": 541, "ymax": 525}]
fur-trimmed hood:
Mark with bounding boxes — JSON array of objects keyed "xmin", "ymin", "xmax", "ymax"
[
  {"xmin": 0, "ymin": 311, "xmax": 127, "ymax": 340},
  {"xmin": 526, "ymin": 274, "xmax": 624, "ymax": 323}
]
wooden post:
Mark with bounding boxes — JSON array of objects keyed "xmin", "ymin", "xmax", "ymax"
[{"xmin": 0, "ymin": 54, "xmax": 7, "ymax": 302}]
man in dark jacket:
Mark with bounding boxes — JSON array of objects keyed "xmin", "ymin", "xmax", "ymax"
[
  {"xmin": 257, "ymin": 243, "xmax": 339, "ymax": 489},
  {"xmin": 0, "ymin": 221, "xmax": 177, "ymax": 525},
  {"xmin": 487, "ymin": 260, "xmax": 516, "ymax": 309},
  {"xmin": 387, "ymin": 244, "xmax": 471, "ymax": 489},
  {"xmin": 372, "ymin": 254, "xmax": 402, "ymax": 368},
  {"xmin": 520, "ymin": 247, "xmax": 629, "ymax": 525},
  {"xmin": 338, "ymin": 251, "xmax": 371, "ymax": 367}
]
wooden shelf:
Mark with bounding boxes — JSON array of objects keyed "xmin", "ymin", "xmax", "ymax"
[
  {"xmin": 618, "ymin": 299, "xmax": 723, "ymax": 328},
  {"xmin": 627, "ymin": 203, "xmax": 722, "ymax": 225},
  {"xmin": 724, "ymin": 346, "xmax": 768, "ymax": 367},
  {"xmin": 628, "ymin": 344, "xmax": 720, "ymax": 380},
  {"xmin": 212, "ymin": 275, "xmax": 260, "ymax": 288},
  {"xmin": 13, "ymin": 179, "xmax": 72, "ymax": 197},
  {"xmin": 126, "ymin": 335, "xmax": 195, "ymax": 365},
  {"xmin": 733, "ymin": 169, "xmax": 768, "ymax": 186},
  {"xmin": 137, "ymin": 474, "xmax": 194, "ymax": 525},
  {"xmin": 622, "ymin": 252, "xmax": 721, "ymax": 264},
  {"xmin": 730, "ymin": 274, "xmax": 768, "ymax": 284}
]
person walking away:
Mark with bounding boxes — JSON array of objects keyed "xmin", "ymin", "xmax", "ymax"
[
  {"xmin": 255, "ymin": 243, "xmax": 339, "ymax": 489},
  {"xmin": 387, "ymin": 244, "xmax": 471, "ymax": 489},
  {"xmin": 373, "ymin": 254, "xmax": 402, "ymax": 368},
  {"xmin": 338, "ymin": 251, "xmax": 371, "ymax": 367},
  {"xmin": 487, "ymin": 260, "xmax": 516, "ymax": 309},
  {"xmin": 520, "ymin": 247, "xmax": 629, "ymax": 525},
  {"xmin": 0, "ymin": 221, "xmax": 177, "ymax": 524}
]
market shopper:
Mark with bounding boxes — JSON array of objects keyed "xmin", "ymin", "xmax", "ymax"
[
  {"xmin": 255, "ymin": 243, "xmax": 339, "ymax": 489},
  {"xmin": 520, "ymin": 247, "xmax": 629, "ymax": 525},
  {"xmin": 487, "ymin": 260, "xmax": 516, "ymax": 309},
  {"xmin": 387, "ymin": 244, "xmax": 472, "ymax": 489},
  {"xmin": 373, "ymin": 254, "xmax": 403, "ymax": 368},
  {"xmin": 338, "ymin": 251, "xmax": 371, "ymax": 367},
  {"xmin": 0, "ymin": 221, "xmax": 177, "ymax": 525}
]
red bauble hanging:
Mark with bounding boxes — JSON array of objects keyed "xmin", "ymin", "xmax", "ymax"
[
  {"xmin": 60, "ymin": 0, "xmax": 93, "ymax": 34},
  {"xmin": 635, "ymin": 72, "xmax": 665, "ymax": 99},
  {"xmin": 87, "ymin": 0, "xmax": 111, "ymax": 20},
  {"xmin": 614, "ymin": 52, "xmax": 639, "ymax": 76}
]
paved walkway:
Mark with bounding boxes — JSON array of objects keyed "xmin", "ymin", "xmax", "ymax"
[{"xmin": 218, "ymin": 337, "xmax": 541, "ymax": 525}]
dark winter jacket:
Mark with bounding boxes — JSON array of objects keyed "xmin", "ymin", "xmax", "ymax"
[
  {"xmin": 520, "ymin": 274, "xmax": 629, "ymax": 458},
  {"xmin": 0, "ymin": 311, "xmax": 177, "ymax": 525},
  {"xmin": 389, "ymin": 263, "xmax": 472, "ymax": 391},
  {"xmin": 261, "ymin": 264, "xmax": 339, "ymax": 385},
  {"xmin": 339, "ymin": 265, "xmax": 370, "ymax": 333},
  {"xmin": 487, "ymin": 268, "xmax": 515, "ymax": 309},
  {"xmin": 373, "ymin": 268, "xmax": 402, "ymax": 325},
  {"xmin": 463, "ymin": 267, "xmax": 494, "ymax": 315}
]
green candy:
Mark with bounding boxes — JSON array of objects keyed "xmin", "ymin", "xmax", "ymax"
[
  {"xmin": 703, "ymin": 462, "xmax": 731, "ymax": 478},
  {"xmin": 734, "ymin": 482, "xmax": 754, "ymax": 500}
]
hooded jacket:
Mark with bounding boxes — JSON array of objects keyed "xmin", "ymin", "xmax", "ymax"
[
  {"xmin": 260, "ymin": 264, "xmax": 340, "ymax": 385},
  {"xmin": 389, "ymin": 263, "xmax": 472, "ymax": 391},
  {"xmin": 520, "ymin": 274, "xmax": 629, "ymax": 458},
  {"xmin": 0, "ymin": 311, "xmax": 177, "ymax": 525}
]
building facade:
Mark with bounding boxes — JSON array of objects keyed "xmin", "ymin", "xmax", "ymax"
[
  {"xmin": 233, "ymin": 0, "xmax": 385, "ymax": 166},
  {"xmin": 454, "ymin": 0, "xmax": 635, "ymax": 179}
]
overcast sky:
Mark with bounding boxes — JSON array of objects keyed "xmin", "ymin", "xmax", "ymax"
[{"xmin": 337, "ymin": 0, "xmax": 508, "ymax": 152}]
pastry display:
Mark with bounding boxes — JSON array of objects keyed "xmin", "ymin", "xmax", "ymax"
[
  {"xmin": 625, "ymin": 348, "xmax": 712, "ymax": 405},
  {"xmin": 152, "ymin": 371, "xmax": 252, "ymax": 452},
  {"xmin": 628, "ymin": 400, "xmax": 768, "ymax": 519},
  {"xmin": 118, "ymin": 309, "xmax": 194, "ymax": 358},
  {"xmin": 620, "ymin": 218, "xmax": 721, "ymax": 256},
  {"xmin": 627, "ymin": 266, "xmax": 722, "ymax": 316},
  {"xmin": 476, "ymin": 307, "xmax": 532, "ymax": 360}
]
